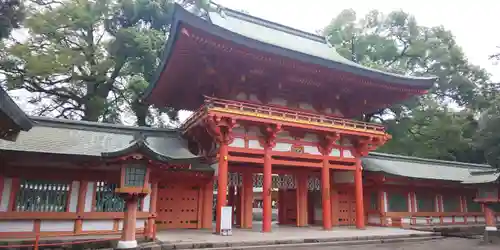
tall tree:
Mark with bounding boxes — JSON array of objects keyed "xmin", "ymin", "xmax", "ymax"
[
  {"xmin": 323, "ymin": 10, "xmax": 496, "ymax": 116},
  {"xmin": 0, "ymin": 0, "xmax": 206, "ymax": 126},
  {"xmin": 322, "ymin": 9, "xmax": 496, "ymax": 162},
  {"xmin": 0, "ymin": 0, "xmax": 24, "ymax": 39}
]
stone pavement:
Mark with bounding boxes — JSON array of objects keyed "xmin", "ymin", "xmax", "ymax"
[
  {"xmin": 139, "ymin": 226, "xmax": 440, "ymax": 249},
  {"xmin": 269, "ymin": 238, "xmax": 499, "ymax": 250}
]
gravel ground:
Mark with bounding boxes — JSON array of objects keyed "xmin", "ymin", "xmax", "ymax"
[{"xmin": 270, "ymin": 238, "xmax": 498, "ymax": 250}]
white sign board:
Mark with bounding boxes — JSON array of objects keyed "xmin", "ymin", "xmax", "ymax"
[{"xmin": 220, "ymin": 206, "xmax": 233, "ymax": 236}]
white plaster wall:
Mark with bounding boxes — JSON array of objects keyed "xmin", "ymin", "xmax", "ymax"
[
  {"xmin": 0, "ymin": 220, "xmax": 34, "ymax": 232},
  {"xmin": 248, "ymin": 94, "xmax": 262, "ymax": 103},
  {"xmin": 455, "ymin": 216, "xmax": 465, "ymax": 223},
  {"xmin": 329, "ymin": 149, "xmax": 341, "ymax": 157},
  {"xmin": 431, "ymin": 217, "xmax": 440, "ymax": 224},
  {"xmin": 136, "ymin": 219, "xmax": 146, "ymax": 228},
  {"xmin": 247, "ymin": 126, "xmax": 262, "ymax": 137},
  {"xmin": 269, "ymin": 97, "xmax": 287, "ymax": 106},
  {"xmin": 277, "ymin": 131, "xmax": 292, "ymax": 139},
  {"xmin": 236, "ymin": 92, "xmax": 247, "ymax": 101},
  {"xmin": 303, "ymin": 146, "xmax": 321, "ymax": 155},
  {"xmin": 443, "ymin": 217, "xmax": 453, "ymax": 223},
  {"xmin": 298, "ymin": 102, "xmax": 315, "ymax": 111},
  {"xmin": 40, "ymin": 220, "xmax": 74, "ymax": 232},
  {"xmin": 68, "ymin": 181, "xmax": 80, "ymax": 212},
  {"xmin": 343, "ymin": 150, "xmax": 354, "ymax": 158},
  {"xmin": 119, "ymin": 220, "xmax": 124, "ymax": 230},
  {"xmin": 0, "ymin": 178, "xmax": 12, "ymax": 212},
  {"xmin": 229, "ymin": 138, "xmax": 245, "ymax": 148},
  {"xmin": 477, "ymin": 216, "xmax": 486, "ymax": 223},
  {"xmin": 401, "ymin": 218, "xmax": 411, "ymax": 224},
  {"xmin": 274, "ymin": 142, "xmax": 292, "ymax": 152},
  {"xmin": 385, "ymin": 217, "xmax": 392, "ymax": 226},
  {"xmin": 142, "ymin": 183, "xmax": 152, "ymax": 212},
  {"xmin": 333, "ymin": 171, "xmax": 354, "ymax": 184},
  {"xmin": 84, "ymin": 182, "xmax": 95, "ymax": 212},
  {"xmin": 232, "ymin": 127, "xmax": 246, "ymax": 134},
  {"xmin": 414, "ymin": 217, "xmax": 428, "ymax": 225},
  {"xmin": 248, "ymin": 140, "xmax": 263, "ymax": 149},
  {"xmin": 303, "ymin": 133, "xmax": 317, "ymax": 142},
  {"xmin": 82, "ymin": 220, "xmax": 114, "ymax": 231},
  {"xmin": 368, "ymin": 215, "xmax": 381, "ymax": 224}
]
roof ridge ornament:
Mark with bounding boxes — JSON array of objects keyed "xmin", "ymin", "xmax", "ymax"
[{"xmin": 324, "ymin": 34, "xmax": 334, "ymax": 48}]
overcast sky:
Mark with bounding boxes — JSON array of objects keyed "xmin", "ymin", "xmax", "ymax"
[{"xmin": 216, "ymin": 0, "xmax": 500, "ymax": 81}]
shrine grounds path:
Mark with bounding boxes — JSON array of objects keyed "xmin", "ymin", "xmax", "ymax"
[{"xmin": 270, "ymin": 238, "xmax": 497, "ymax": 250}]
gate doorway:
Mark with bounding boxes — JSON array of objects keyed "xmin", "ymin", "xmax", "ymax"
[{"xmin": 337, "ymin": 189, "xmax": 356, "ymax": 226}]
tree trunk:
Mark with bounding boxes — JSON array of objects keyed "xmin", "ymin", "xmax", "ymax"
[{"xmin": 132, "ymin": 100, "xmax": 149, "ymax": 127}]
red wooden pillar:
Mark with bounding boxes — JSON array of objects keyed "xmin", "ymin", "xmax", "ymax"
[
  {"xmin": 354, "ymin": 160, "xmax": 365, "ymax": 229},
  {"xmin": 234, "ymin": 186, "xmax": 241, "ymax": 226},
  {"xmin": 215, "ymin": 142, "xmax": 229, "ymax": 234},
  {"xmin": 321, "ymin": 159, "xmax": 332, "ymax": 230},
  {"xmin": 485, "ymin": 205, "xmax": 497, "ymax": 231},
  {"xmin": 330, "ymin": 171, "xmax": 339, "ymax": 227},
  {"xmin": 296, "ymin": 173, "xmax": 308, "ymax": 227},
  {"xmin": 74, "ymin": 180, "xmax": 88, "ymax": 233},
  {"xmin": 262, "ymin": 145, "xmax": 273, "ymax": 232},
  {"xmin": 241, "ymin": 172, "xmax": 253, "ymax": 229},
  {"xmin": 118, "ymin": 196, "xmax": 139, "ymax": 249},
  {"xmin": 147, "ymin": 181, "xmax": 158, "ymax": 239},
  {"xmin": 278, "ymin": 189, "xmax": 286, "ymax": 224},
  {"xmin": 228, "ymin": 185, "xmax": 235, "ymax": 226}
]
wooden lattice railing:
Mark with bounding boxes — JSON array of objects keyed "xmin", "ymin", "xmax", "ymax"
[{"xmin": 181, "ymin": 96, "xmax": 386, "ymax": 134}]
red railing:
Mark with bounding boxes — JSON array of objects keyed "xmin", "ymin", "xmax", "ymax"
[
  {"xmin": 182, "ymin": 96, "xmax": 386, "ymax": 134},
  {"xmin": 0, "ymin": 227, "xmax": 153, "ymax": 250}
]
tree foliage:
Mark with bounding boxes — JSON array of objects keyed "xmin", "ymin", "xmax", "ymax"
[
  {"xmin": 0, "ymin": 0, "xmax": 204, "ymax": 126},
  {"xmin": 323, "ymin": 9, "xmax": 498, "ymax": 163},
  {"xmin": 0, "ymin": 0, "xmax": 24, "ymax": 39}
]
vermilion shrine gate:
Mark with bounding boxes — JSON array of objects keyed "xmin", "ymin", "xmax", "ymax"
[{"xmin": 0, "ymin": 3, "xmax": 499, "ymax": 249}]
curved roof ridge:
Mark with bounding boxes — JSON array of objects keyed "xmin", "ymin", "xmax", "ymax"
[
  {"xmin": 367, "ymin": 152, "xmax": 491, "ymax": 169},
  {"xmin": 211, "ymin": 3, "xmax": 326, "ymax": 43},
  {"xmin": 30, "ymin": 116, "xmax": 178, "ymax": 134}
]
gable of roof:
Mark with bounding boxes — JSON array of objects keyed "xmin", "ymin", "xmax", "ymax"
[
  {"xmin": 0, "ymin": 87, "xmax": 33, "ymax": 141},
  {"xmin": 363, "ymin": 152, "xmax": 499, "ymax": 184}
]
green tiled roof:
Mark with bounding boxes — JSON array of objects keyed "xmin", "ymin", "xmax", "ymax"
[
  {"xmin": 208, "ymin": 7, "xmax": 435, "ymax": 85},
  {"xmin": 363, "ymin": 152, "xmax": 499, "ymax": 184},
  {"xmin": 0, "ymin": 87, "xmax": 33, "ymax": 141},
  {"xmin": 0, "ymin": 117, "xmax": 204, "ymax": 165}
]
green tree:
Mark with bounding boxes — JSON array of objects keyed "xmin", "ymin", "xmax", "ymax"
[
  {"xmin": 323, "ymin": 9, "xmax": 497, "ymax": 162},
  {"xmin": 1, "ymin": 0, "xmax": 210, "ymax": 126},
  {"xmin": 324, "ymin": 10, "xmax": 495, "ymax": 115},
  {"xmin": 0, "ymin": 0, "xmax": 24, "ymax": 39}
]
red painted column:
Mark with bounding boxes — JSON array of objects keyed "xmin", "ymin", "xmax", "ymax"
[
  {"xmin": 147, "ymin": 181, "xmax": 158, "ymax": 239},
  {"xmin": 354, "ymin": 159, "xmax": 365, "ymax": 229},
  {"xmin": 484, "ymin": 205, "xmax": 497, "ymax": 230},
  {"xmin": 278, "ymin": 189, "xmax": 286, "ymax": 224},
  {"xmin": 321, "ymin": 159, "xmax": 332, "ymax": 230},
  {"xmin": 118, "ymin": 196, "xmax": 139, "ymax": 249},
  {"xmin": 235, "ymin": 186, "xmax": 242, "ymax": 226},
  {"xmin": 296, "ymin": 173, "xmax": 308, "ymax": 227},
  {"xmin": 215, "ymin": 142, "xmax": 229, "ymax": 234},
  {"xmin": 262, "ymin": 145, "xmax": 273, "ymax": 232},
  {"xmin": 242, "ymin": 172, "xmax": 253, "ymax": 229}
]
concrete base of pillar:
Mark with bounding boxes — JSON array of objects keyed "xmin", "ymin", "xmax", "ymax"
[
  {"xmin": 116, "ymin": 240, "xmax": 138, "ymax": 249},
  {"xmin": 484, "ymin": 227, "xmax": 500, "ymax": 244}
]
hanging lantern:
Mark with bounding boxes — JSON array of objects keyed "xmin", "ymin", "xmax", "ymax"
[{"xmin": 115, "ymin": 156, "xmax": 150, "ymax": 195}]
